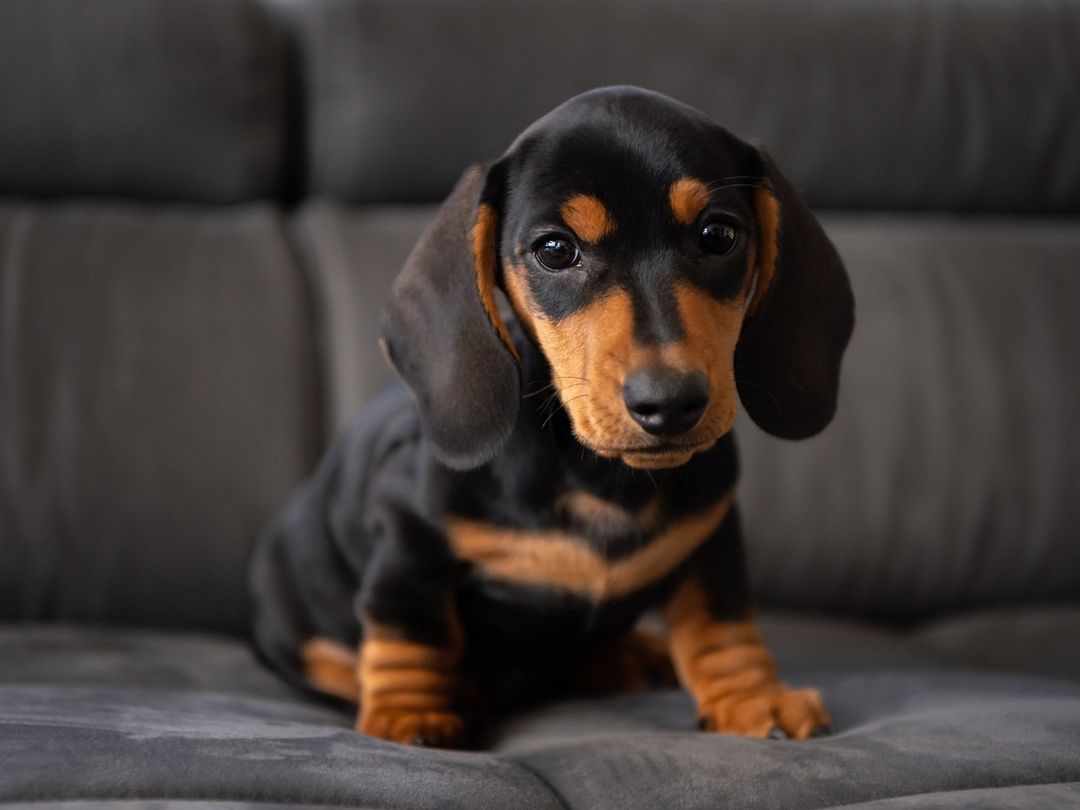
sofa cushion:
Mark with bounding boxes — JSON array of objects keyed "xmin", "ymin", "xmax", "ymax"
[
  {"xmin": 0, "ymin": 205, "xmax": 322, "ymax": 634},
  {"xmin": 0, "ymin": 627, "xmax": 562, "ymax": 809},
  {"xmin": 831, "ymin": 783, "xmax": 1080, "ymax": 809},
  {"xmin": 289, "ymin": 0, "xmax": 1080, "ymax": 212},
  {"xmin": 915, "ymin": 605, "xmax": 1080, "ymax": 682},
  {"xmin": 739, "ymin": 215, "xmax": 1080, "ymax": 621},
  {"xmin": 1, "ymin": 611, "xmax": 1078, "ymax": 808},
  {"xmin": 292, "ymin": 204, "xmax": 428, "ymax": 434},
  {"xmin": 0, "ymin": 0, "xmax": 289, "ymax": 202}
]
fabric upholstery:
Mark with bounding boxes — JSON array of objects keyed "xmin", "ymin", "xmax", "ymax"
[
  {"xmin": 0, "ymin": 0, "xmax": 288, "ymax": 202},
  {"xmin": 835, "ymin": 783, "xmax": 1080, "ymax": 809},
  {"xmin": 1, "ymin": 0, "xmax": 1077, "ymax": 806},
  {"xmin": 289, "ymin": 0, "xmax": 1080, "ymax": 212},
  {"xmin": 290, "ymin": 206, "xmax": 1080, "ymax": 621},
  {"xmin": 739, "ymin": 216, "xmax": 1080, "ymax": 620},
  {"xmin": 292, "ymin": 204, "xmax": 428, "ymax": 434},
  {"xmin": 0, "ymin": 205, "xmax": 322, "ymax": 635},
  {"xmin": 2, "ymin": 614, "xmax": 1078, "ymax": 807}
]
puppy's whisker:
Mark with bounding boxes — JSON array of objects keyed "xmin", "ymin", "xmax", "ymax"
[
  {"xmin": 524, "ymin": 373, "xmax": 591, "ymax": 399},
  {"xmin": 537, "ymin": 382, "xmax": 588, "ymax": 410},
  {"xmin": 542, "ymin": 393, "xmax": 589, "ymax": 430},
  {"xmin": 522, "ymin": 383, "xmax": 557, "ymax": 399}
]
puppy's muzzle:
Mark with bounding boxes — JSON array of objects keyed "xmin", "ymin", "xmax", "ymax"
[{"xmin": 622, "ymin": 365, "xmax": 710, "ymax": 437}]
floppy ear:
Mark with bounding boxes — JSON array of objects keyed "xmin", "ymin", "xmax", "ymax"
[
  {"xmin": 735, "ymin": 151, "xmax": 855, "ymax": 439},
  {"xmin": 380, "ymin": 163, "xmax": 521, "ymax": 469}
]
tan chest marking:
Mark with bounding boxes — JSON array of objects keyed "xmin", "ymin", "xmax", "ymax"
[
  {"xmin": 447, "ymin": 493, "xmax": 732, "ymax": 600},
  {"xmin": 556, "ymin": 488, "xmax": 662, "ymax": 534}
]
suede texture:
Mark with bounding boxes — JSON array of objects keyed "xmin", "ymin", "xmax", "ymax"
[
  {"xmin": 0, "ymin": 205, "xmax": 322, "ymax": 635},
  {"xmin": 2, "ymin": 617, "xmax": 1078, "ymax": 808},
  {"xmin": 0, "ymin": 0, "xmax": 288, "ymax": 203}
]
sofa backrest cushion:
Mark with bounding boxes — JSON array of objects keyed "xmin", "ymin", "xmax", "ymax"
[
  {"xmin": 289, "ymin": 0, "xmax": 1080, "ymax": 213},
  {"xmin": 739, "ymin": 215, "xmax": 1080, "ymax": 620},
  {"xmin": 0, "ymin": 204, "xmax": 321, "ymax": 634},
  {"xmin": 0, "ymin": 0, "xmax": 290, "ymax": 203}
]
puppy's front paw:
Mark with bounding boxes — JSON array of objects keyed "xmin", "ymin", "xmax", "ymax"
[
  {"xmin": 358, "ymin": 707, "xmax": 467, "ymax": 748},
  {"xmin": 696, "ymin": 683, "xmax": 831, "ymax": 740},
  {"xmin": 356, "ymin": 634, "xmax": 466, "ymax": 747}
]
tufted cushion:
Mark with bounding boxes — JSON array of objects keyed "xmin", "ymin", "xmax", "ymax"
[
  {"xmin": 0, "ymin": 204, "xmax": 321, "ymax": 634},
  {"xmin": 0, "ymin": 0, "xmax": 289, "ymax": 202}
]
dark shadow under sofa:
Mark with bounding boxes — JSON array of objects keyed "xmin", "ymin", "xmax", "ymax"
[{"xmin": 2, "ymin": 0, "xmax": 1079, "ymax": 807}]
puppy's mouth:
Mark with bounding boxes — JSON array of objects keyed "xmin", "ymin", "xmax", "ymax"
[{"xmin": 590, "ymin": 439, "xmax": 718, "ymax": 470}]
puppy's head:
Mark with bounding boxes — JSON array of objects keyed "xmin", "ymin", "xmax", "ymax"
[{"xmin": 382, "ymin": 87, "xmax": 854, "ymax": 470}]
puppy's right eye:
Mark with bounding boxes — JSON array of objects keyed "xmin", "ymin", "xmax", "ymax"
[
  {"xmin": 700, "ymin": 220, "xmax": 739, "ymax": 255},
  {"xmin": 532, "ymin": 236, "xmax": 581, "ymax": 271}
]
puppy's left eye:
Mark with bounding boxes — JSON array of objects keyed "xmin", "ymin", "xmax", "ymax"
[
  {"xmin": 700, "ymin": 221, "xmax": 739, "ymax": 255},
  {"xmin": 532, "ymin": 236, "xmax": 581, "ymax": 271}
]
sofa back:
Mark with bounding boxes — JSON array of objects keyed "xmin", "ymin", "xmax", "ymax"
[
  {"xmin": 1, "ymin": 0, "xmax": 1077, "ymax": 633},
  {"xmin": 288, "ymin": 0, "xmax": 1080, "ymax": 214},
  {"xmin": 0, "ymin": 0, "xmax": 320, "ymax": 635}
]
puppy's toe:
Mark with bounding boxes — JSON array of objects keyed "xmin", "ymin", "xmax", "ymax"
[
  {"xmin": 697, "ymin": 685, "xmax": 831, "ymax": 741},
  {"xmin": 358, "ymin": 708, "xmax": 467, "ymax": 749}
]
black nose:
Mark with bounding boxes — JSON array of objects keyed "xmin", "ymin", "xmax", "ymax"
[{"xmin": 622, "ymin": 366, "xmax": 710, "ymax": 437}]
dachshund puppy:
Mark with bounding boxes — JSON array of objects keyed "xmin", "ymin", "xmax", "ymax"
[{"xmin": 250, "ymin": 86, "xmax": 854, "ymax": 748}]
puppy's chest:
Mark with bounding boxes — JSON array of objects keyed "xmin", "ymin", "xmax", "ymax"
[{"xmin": 445, "ymin": 488, "xmax": 731, "ymax": 606}]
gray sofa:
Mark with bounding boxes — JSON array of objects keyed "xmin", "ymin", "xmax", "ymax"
[{"xmin": 2, "ymin": 0, "xmax": 1079, "ymax": 807}]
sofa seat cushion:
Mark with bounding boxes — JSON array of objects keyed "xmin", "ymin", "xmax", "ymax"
[
  {"xmin": 0, "ymin": 626, "xmax": 562, "ymax": 809},
  {"xmin": 2, "ymin": 610, "xmax": 1079, "ymax": 808}
]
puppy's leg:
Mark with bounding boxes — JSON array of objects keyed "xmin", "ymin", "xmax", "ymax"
[
  {"xmin": 354, "ymin": 506, "xmax": 467, "ymax": 748},
  {"xmin": 299, "ymin": 636, "xmax": 360, "ymax": 701},
  {"xmin": 664, "ymin": 507, "xmax": 831, "ymax": 740},
  {"xmin": 356, "ymin": 622, "xmax": 464, "ymax": 747},
  {"xmin": 298, "ymin": 627, "xmax": 464, "ymax": 748}
]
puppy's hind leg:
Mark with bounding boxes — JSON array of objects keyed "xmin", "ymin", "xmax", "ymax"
[{"xmin": 299, "ymin": 636, "xmax": 359, "ymax": 703}]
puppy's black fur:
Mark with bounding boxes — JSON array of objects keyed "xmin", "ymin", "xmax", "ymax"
[{"xmin": 250, "ymin": 86, "xmax": 854, "ymax": 747}]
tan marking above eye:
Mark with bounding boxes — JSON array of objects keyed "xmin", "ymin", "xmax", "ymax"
[
  {"xmin": 560, "ymin": 194, "xmax": 616, "ymax": 243},
  {"xmin": 447, "ymin": 493, "xmax": 732, "ymax": 600},
  {"xmin": 669, "ymin": 177, "xmax": 712, "ymax": 226}
]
